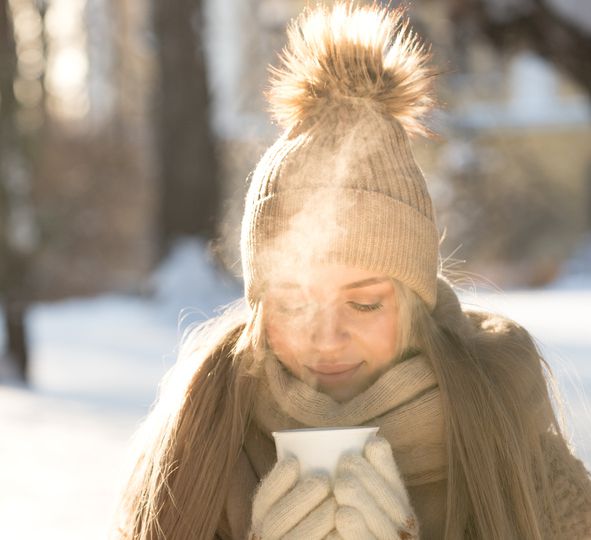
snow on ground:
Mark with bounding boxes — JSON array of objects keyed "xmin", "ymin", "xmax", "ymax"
[
  {"xmin": 0, "ymin": 239, "xmax": 242, "ymax": 540},
  {"xmin": 0, "ymin": 239, "xmax": 589, "ymax": 539}
]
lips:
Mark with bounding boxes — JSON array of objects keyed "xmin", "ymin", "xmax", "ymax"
[
  {"xmin": 304, "ymin": 362, "xmax": 363, "ymax": 386},
  {"xmin": 307, "ymin": 363, "xmax": 362, "ymax": 375}
]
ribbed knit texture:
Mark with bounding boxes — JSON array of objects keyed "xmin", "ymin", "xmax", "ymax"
[
  {"xmin": 241, "ymin": 104, "xmax": 440, "ymax": 309},
  {"xmin": 254, "ymin": 349, "xmax": 446, "ymax": 487}
]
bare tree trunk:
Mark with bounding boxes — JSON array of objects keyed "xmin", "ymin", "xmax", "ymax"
[
  {"xmin": 0, "ymin": 0, "xmax": 16, "ymax": 235},
  {"xmin": 3, "ymin": 301, "xmax": 28, "ymax": 380},
  {"xmin": 153, "ymin": 0, "xmax": 220, "ymax": 254},
  {"xmin": 0, "ymin": 0, "xmax": 30, "ymax": 382}
]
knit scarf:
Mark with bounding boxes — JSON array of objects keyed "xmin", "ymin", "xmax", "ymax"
[{"xmin": 249, "ymin": 349, "xmax": 447, "ymax": 487}]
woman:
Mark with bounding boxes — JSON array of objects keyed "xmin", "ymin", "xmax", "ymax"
[{"xmin": 114, "ymin": 3, "xmax": 591, "ymax": 539}]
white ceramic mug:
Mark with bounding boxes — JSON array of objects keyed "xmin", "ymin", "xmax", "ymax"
[{"xmin": 272, "ymin": 426, "xmax": 379, "ymax": 479}]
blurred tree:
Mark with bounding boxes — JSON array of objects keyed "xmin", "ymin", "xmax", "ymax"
[
  {"xmin": 153, "ymin": 0, "xmax": 220, "ymax": 254},
  {"xmin": 0, "ymin": 0, "xmax": 40, "ymax": 382},
  {"xmin": 409, "ymin": 0, "xmax": 591, "ymax": 285},
  {"xmin": 448, "ymin": 0, "xmax": 591, "ymax": 95},
  {"xmin": 1, "ymin": 0, "xmax": 162, "ymax": 383}
]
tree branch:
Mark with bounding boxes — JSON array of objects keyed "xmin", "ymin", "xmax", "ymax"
[{"xmin": 452, "ymin": 0, "xmax": 591, "ymax": 94}]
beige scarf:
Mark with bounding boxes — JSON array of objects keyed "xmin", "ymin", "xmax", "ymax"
[{"xmin": 248, "ymin": 350, "xmax": 447, "ymax": 487}]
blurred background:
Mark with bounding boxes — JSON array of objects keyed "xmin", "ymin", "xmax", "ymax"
[{"xmin": 0, "ymin": 0, "xmax": 590, "ymax": 537}]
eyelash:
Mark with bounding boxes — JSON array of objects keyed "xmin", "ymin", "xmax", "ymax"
[
  {"xmin": 349, "ymin": 301, "xmax": 383, "ymax": 312},
  {"xmin": 277, "ymin": 302, "xmax": 383, "ymax": 314}
]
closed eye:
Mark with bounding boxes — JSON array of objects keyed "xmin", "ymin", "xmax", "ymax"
[{"xmin": 348, "ymin": 301, "xmax": 383, "ymax": 312}]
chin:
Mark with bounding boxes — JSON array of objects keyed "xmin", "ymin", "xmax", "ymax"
[{"xmin": 320, "ymin": 383, "xmax": 364, "ymax": 403}]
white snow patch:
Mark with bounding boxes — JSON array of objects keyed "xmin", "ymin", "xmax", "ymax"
[{"xmin": 150, "ymin": 237, "xmax": 242, "ymax": 323}]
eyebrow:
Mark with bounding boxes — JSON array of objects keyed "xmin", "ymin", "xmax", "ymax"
[
  {"xmin": 274, "ymin": 277, "xmax": 390, "ymax": 290},
  {"xmin": 341, "ymin": 277, "xmax": 391, "ymax": 290}
]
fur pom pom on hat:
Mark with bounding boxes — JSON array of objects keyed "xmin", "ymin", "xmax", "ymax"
[
  {"xmin": 267, "ymin": 2, "xmax": 434, "ymax": 137},
  {"xmin": 241, "ymin": 2, "xmax": 441, "ymax": 310}
]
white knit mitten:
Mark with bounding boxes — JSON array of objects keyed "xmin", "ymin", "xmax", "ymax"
[
  {"xmin": 249, "ymin": 457, "xmax": 335, "ymax": 540},
  {"xmin": 333, "ymin": 436, "xmax": 419, "ymax": 540}
]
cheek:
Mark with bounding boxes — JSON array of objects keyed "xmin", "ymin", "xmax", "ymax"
[
  {"xmin": 353, "ymin": 311, "xmax": 399, "ymax": 367},
  {"xmin": 264, "ymin": 315, "xmax": 307, "ymax": 374}
]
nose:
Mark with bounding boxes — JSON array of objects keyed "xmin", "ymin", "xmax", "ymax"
[{"xmin": 309, "ymin": 306, "xmax": 349, "ymax": 353}]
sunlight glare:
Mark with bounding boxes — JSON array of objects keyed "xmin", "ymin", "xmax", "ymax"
[
  {"xmin": 47, "ymin": 47, "xmax": 88, "ymax": 94},
  {"xmin": 45, "ymin": 0, "xmax": 89, "ymax": 121}
]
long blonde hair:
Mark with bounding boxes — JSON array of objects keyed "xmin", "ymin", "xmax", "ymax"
[
  {"xmin": 415, "ymin": 282, "xmax": 565, "ymax": 539},
  {"xmin": 113, "ymin": 300, "xmax": 259, "ymax": 539},
  {"xmin": 114, "ymin": 278, "xmax": 570, "ymax": 539}
]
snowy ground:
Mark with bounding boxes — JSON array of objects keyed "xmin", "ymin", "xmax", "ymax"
[{"xmin": 0, "ymin": 240, "xmax": 589, "ymax": 539}]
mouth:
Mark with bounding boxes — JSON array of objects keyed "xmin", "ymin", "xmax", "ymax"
[{"xmin": 305, "ymin": 362, "xmax": 363, "ymax": 384}]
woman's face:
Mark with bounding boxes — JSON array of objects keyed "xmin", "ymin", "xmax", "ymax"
[{"xmin": 263, "ymin": 264, "xmax": 400, "ymax": 402}]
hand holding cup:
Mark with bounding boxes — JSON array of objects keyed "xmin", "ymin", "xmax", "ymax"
[
  {"xmin": 249, "ymin": 456, "xmax": 335, "ymax": 540},
  {"xmin": 256, "ymin": 428, "xmax": 415, "ymax": 540},
  {"xmin": 332, "ymin": 436, "xmax": 419, "ymax": 540}
]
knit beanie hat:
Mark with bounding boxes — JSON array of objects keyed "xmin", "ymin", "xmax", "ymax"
[{"xmin": 240, "ymin": 2, "xmax": 440, "ymax": 310}]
